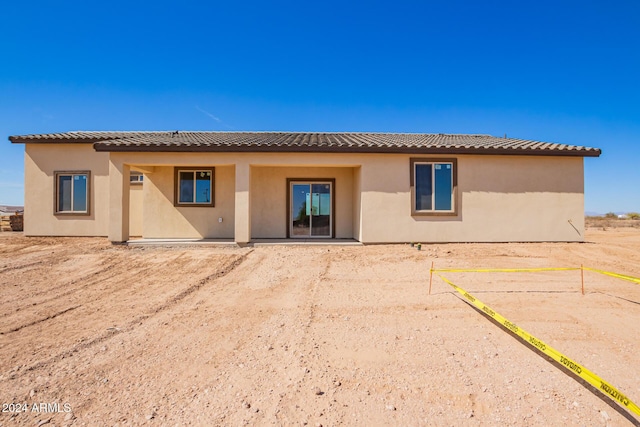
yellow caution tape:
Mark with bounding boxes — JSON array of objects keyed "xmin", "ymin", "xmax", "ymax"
[
  {"xmin": 583, "ymin": 267, "xmax": 640, "ymax": 285},
  {"xmin": 433, "ymin": 267, "xmax": 580, "ymax": 273},
  {"xmin": 435, "ymin": 273, "xmax": 640, "ymax": 418},
  {"xmin": 433, "ymin": 266, "xmax": 640, "ymax": 286}
]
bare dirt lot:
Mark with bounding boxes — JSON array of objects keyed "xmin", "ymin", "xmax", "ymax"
[{"xmin": 1, "ymin": 227, "xmax": 639, "ymax": 426}]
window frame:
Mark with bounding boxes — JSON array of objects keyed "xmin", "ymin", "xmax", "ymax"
[
  {"xmin": 410, "ymin": 158, "xmax": 458, "ymax": 216},
  {"xmin": 129, "ymin": 171, "xmax": 144, "ymax": 185},
  {"xmin": 173, "ymin": 167, "xmax": 215, "ymax": 207},
  {"xmin": 54, "ymin": 170, "xmax": 91, "ymax": 216}
]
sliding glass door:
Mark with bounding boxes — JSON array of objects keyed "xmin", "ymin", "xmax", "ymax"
[{"xmin": 290, "ymin": 182, "xmax": 332, "ymax": 238}]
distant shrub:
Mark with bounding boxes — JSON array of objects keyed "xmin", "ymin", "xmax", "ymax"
[
  {"xmin": 628, "ymin": 212, "xmax": 640, "ymax": 220},
  {"xmin": 604, "ymin": 212, "xmax": 617, "ymax": 219}
]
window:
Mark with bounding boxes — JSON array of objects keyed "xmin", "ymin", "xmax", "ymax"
[
  {"xmin": 410, "ymin": 158, "xmax": 457, "ymax": 215},
  {"xmin": 174, "ymin": 168, "xmax": 215, "ymax": 207},
  {"xmin": 130, "ymin": 172, "xmax": 144, "ymax": 184},
  {"xmin": 55, "ymin": 171, "xmax": 90, "ymax": 215}
]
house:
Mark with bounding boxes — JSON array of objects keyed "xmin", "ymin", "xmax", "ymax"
[{"xmin": 9, "ymin": 131, "xmax": 601, "ymax": 244}]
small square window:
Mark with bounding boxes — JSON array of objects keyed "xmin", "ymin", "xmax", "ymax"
[
  {"xmin": 174, "ymin": 168, "xmax": 215, "ymax": 207},
  {"xmin": 55, "ymin": 171, "xmax": 90, "ymax": 215}
]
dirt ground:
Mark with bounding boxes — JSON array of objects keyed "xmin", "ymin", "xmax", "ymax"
[{"xmin": 1, "ymin": 227, "xmax": 639, "ymax": 426}]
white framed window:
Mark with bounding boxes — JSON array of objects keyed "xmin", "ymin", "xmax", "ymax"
[
  {"xmin": 55, "ymin": 171, "xmax": 90, "ymax": 215},
  {"xmin": 174, "ymin": 167, "xmax": 215, "ymax": 207},
  {"xmin": 130, "ymin": 172, "xmax": 144, "ymax": 184},
  {"xmin": 410, "ymin": 158, "xmax": 457, "ymax": 215}
]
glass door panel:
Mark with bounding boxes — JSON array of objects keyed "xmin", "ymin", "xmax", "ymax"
[
  {"xmin": 310, "ymin": 183, "xmax": 331, "ymax": 236},
  {"xmin": 291, "ymin": 184, "xmax": 311, "ymax": 236}
]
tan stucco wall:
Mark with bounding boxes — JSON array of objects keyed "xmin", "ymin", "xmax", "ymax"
[
  {"xmin": 250, "ymin": 166, "xmax": 355, "ymax": 238},
  {"xmin": 358, "ymin": 154, "xmax": 584, "ymax": 243},
  {"xmin": 23, "ymin": 148, "xmax": 586, "ymax": 242},
  {"xmin": 24, "ymin": 144, "xmax": 110, "ymax": 236},
  {"xmin": 129, "ymin": 184, "xmax": 143, "ymax": 236},
  {"xmin": 141, "ymin": 165, "xmax": 235, "ymax": 239}
]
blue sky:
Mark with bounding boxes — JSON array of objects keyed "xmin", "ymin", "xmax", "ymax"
[{"xmin": 1, "ymin": 0, "xmax": 639, "ymax": 213}]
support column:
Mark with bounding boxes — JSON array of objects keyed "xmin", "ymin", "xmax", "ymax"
[
  {"xmin": 353, "ymin": 166, "xmax": 363, "ymax": 242},
  {"xmin": 108, "ymin": 158, "xmax": 130, "ymax": 242},
  {"xmin": 234, "ymin": 162, "xmax": 251, "ymax": 244}
]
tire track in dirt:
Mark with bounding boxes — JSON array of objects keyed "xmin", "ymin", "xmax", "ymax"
[
  {"xmin": 0, "ymin": 247, "xmax": 122, "ymax": 298},
  {"xmin": 303, "ymin": 253, "xmax": 331, "ymax": 330},
  {"xmin": 0, "ymin": 259, "xmax": 120, "ymax": 307},
  {"xmin": 1, "ymin": 248, "xmax": 207, "ymax": 331},
  {"xmin": 5, "ymin": 250, "xmax": 252, "ymax": 378},
  {"xmin": 1, "ymin": 306, "xmax": 80, "ymax": 334},
  {"xmin": 272, "ymin": 252, "xmax": 335, "ymax": 425},
  {"xmin": 147, "ymin": 250, "xmax": 251, "ymax": 316},
  {"xmin": 0, "ymin": 260, "xmax": 46, "ymax": 274},
  {"xmin": 163, "ymin": 247, "xmax": 336, "ymax": 426},
  {"xmin": 56, "ymin": 253, "xmax": 276, "ymax": 426},
  {"xmin": 0, "ymin": 257, "xmax": 160, "ymax": 333}
]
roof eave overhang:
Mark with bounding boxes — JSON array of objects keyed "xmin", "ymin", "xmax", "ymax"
[
  {"xmin": 10, "ymin": 137, "xmax": 110, "ymax": 144},
  {"xmin": 93, "ymin": 143, "xmax": 602, "ymax": 157}
]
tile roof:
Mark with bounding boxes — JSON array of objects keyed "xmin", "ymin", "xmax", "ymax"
[{"xmin": 9, "ymin": 131, "xmax": 601, "ymax": 157}]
